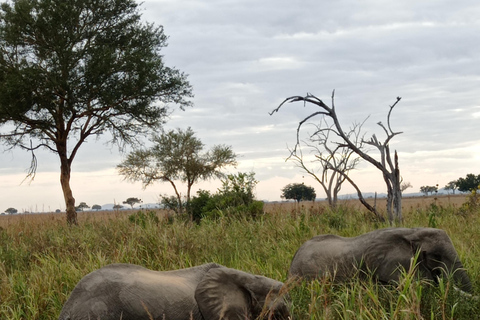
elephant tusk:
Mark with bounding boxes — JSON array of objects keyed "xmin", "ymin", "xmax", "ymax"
[{"xmin": 453, "ymin": 286, "xmax": 479, "ymax": 300}]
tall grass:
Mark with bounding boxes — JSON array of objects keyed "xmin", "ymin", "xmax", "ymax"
[{"xmin": 0, "ymin": 198, "xmax": 479, "ymax": 319}]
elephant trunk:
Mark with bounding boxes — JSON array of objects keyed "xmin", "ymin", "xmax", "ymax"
[{"xmin": 452, "ymin": 261, "xmax": 473, "ymax": 293}]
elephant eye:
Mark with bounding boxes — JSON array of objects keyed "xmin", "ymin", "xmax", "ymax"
[{"xmin": 430, "ymin": 253, "xmax": 442, "ymax": 262}]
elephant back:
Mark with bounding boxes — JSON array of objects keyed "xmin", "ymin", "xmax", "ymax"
[
  {"xmin": 58, "ymin": 263, "xmax": 223, "ymax": 320},
  {"xmin": 290, "ymin": 235, "xmax": 355, "ymax": 276}
]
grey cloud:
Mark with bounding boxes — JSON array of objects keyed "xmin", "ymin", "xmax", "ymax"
[{"xmin": 3, "ymin": 0, "xmax": 480, "ymax": 210}]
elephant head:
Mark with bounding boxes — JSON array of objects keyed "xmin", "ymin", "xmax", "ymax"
[
  {"xmin": 58, "ymin": 263, "xmax": 290, "ymax": 320},
  {"xmin": 362, "ymin": 228, "xmax": 472, "ymax": 292},
  {"xmin": 195, "ymin": 267, "xmax": 289, "ymax": 320}
]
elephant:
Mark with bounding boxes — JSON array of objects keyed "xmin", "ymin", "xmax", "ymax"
[
  {"xmin": 288, "ymin": 227, "xmax": 472, "ymax": 292},
  {"xmin": 58, "ymin": 262, "xmax": 290, "ymax": 320}
]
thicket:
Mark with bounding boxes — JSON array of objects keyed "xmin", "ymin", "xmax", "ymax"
[{"xmin": 0, "ymin": 198, "xmax": 479, "ymax": 319}]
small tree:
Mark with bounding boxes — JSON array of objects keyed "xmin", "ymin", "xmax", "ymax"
[
  {"xmin": 118, "ymin": 127, "xmax": 237, "ymax": 213},
  {"xmin": 187, "ymin": 172, "xmax": 262, "ymax": 222},
  {"xmin": 281, "ymin": 183, "xmax": 316, "ymax": 203},
  {"xmin": 444, "ymin": 181, "xmax": 457, "ymax": 194},
  {"xmin": 113, "ymin": 204, "xmax": 123, "ymax": 210},
  {"xmin": 160, "ymin": 195, "xmax": 185, "ymax": 213},
  {"xmin": 218, "ymin": 172, "xmax": 258, "ymax": 206},
  {"xmin": 456, "ymin": 174, "xmax": 480, "ymax": 192},
  {"xmin": 420, "ymin": 186, "xmax": 438, "ymax": 196},
  {"xmin": 5, "ymin": 207, "xmax": 17, "ymax": 214},
  {"xmin": 0, "ymin": 0, "xmax": 193, "ymax": 225},
  {"xmin": 92, "ymin": 204, "xmax": 102, "ymax": 211},
  {"xmin": 75, "ymin": 202, "xmax": 89, "ymax": 212},
  {"xmin": 123, "ymin": 197, "xmax": 142, "ymax": 209}
]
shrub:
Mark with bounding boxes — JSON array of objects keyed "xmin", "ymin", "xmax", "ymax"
[
  {"xmin": 128, "ymin": 211, "xmax": 159, "ymax": 228},
  {"xmin": 187, "ymin": 172, "xmax": 263, "ymax": 222}
]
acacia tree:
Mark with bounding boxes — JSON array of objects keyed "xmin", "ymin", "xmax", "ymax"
[
  {"xmin": 281, "ymin": 183, "xmax": 316, "ymax": 203},
  {"xmin": 75, "ymin": 202, "xmax": 89, "ymax": 212},
  {"xmin": 271, "ymin": 91, "xmax": 403, "ymax": 223},
  {"xmin": 117, "ymin": 127, "xmax": 237, "ymax": 214},
  {"xmin": 287, "ymin": 117, "xmax": 364, "ymax": 209},
  {"xmin": 123, "ymin": 197, "xmax": 142, "ymax": 209},
  {"xmin": 5, "ymin": 207, "xmax": 17, "ymax": 214},
  {"xmin": 420, "ymin": 185, "xmax": 438, "ymax": 196},
  {"xmin": 0, "ymin": 0, "xmax": 192, "ymax": 225}
]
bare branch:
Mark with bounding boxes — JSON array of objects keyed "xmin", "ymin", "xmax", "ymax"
[
  {"xmin": 272, "ymin": 92, "xmax": 404, "ymax": 223},
  {"xmin": 20, "ymin": 140, "xmax": 38, "ymax": 184}
]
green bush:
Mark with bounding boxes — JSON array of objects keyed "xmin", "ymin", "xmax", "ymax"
[
  {"xmin": 187, "ymin": 172, "xmax": 263, "ymax": 222},
  {"xmin": 128, "ymin": 211, "xmax": 159, "ymax": 228}
]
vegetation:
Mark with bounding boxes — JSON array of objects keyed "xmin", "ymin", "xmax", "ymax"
[
  {"xmin": 188, "ymin": 172, "xmax": 262, "ymax": 222},
  {"xmin": 420, "ymin": 185, "xmax": 439, "ymax": 196},
  {"xmin": 0, "ymin": 195, "xmax": 479, "ymax": 319},
  {"xmin": 455, "ymin": 174, "xmax": 480, "ymax": 192},
  {"xmin": 281, "ymin": 183, "xmax": 317, "ymax": 203},
  {"xmin": 0, "ymin": 0, "xmax": 193, "ymax": 225},
  {"xmin": 92, "ymin": 204, "xmax": 102, "ymax": 211},
  {"xmin": 75, "ymin": 202, "xmax": 89, "ymax": 212},
  {"xmin": 5, "ymin": 207, "xmax": 17, "ymax": 214},
  {"xmin": 123, "ymin": 197, "xmax": 142, "ymax": 209},
  {"xmin": 444, "ymin": 180, "xmax": 458, "ymax": 194},
  {"xmin": 118, "ymin": 127, "xmax": 237, "ymax": 213}
]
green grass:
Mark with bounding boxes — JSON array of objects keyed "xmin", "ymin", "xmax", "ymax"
[{"xmin": 0, "ymin": 202, "xmax": 479, "ymax": 319}]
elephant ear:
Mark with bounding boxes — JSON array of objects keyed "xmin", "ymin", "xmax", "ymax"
[
  {"xmin": 364, "ymin": 232, "xmax": 421, "ymax": 283},
  {"xmin": 195, "ymin": 267, "xmax": 253, "ymax": 320}
]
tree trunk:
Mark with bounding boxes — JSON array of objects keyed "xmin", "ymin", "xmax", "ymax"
[
  {"xmin": 167, "ymin": 180, "xmax": 183, "ymax": 214},
  {"xmin": 340, "ymin": 171, "xmax": 385, "ymax": 222},
  {"xmin": 393, "ymin": 151, "xmax": 402, "ymax": 222},
  {"xmin": 60, "ymin": 155, "xmax": 77, "ymax": 225}
]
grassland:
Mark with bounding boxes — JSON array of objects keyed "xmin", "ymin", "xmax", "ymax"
[{"xmin": 0, "ymin": 194, "xmax": 479, "ymax": 319}]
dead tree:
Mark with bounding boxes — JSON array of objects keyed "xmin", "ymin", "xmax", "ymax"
[
  {"xmin": 286, "ymin": 118, "xmax": 364, "ymax": 210},
  {"xmin": 270, "ymin": 91, "xmax": 403, "ymax": 224}
]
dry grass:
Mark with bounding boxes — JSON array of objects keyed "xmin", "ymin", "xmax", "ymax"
[
  {"xmin": 264, "ymin": 194, "xmax": 467, "ymax": 214},
  {"xmin": 0, "ymin": 208, "xmax": 172, "ymax": 229},
  {"xmin": 0, "ymin": 194, "xmax": 465, "ymax": 229},
  {"xmin": 0, "ymin": 193, "xmax": 478, "ymax": 319}
]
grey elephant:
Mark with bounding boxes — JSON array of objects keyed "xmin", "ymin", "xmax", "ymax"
[
  {"xmin": 289, "ymin": 227, "xmax": 472, "ymax": 292},
  {"xmin": 58, "ymin": 262, "xmax": 290, "ymax": 320}
]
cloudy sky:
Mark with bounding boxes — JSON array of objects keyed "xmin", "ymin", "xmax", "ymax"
[{"xmin": 1, "ymin": 0, "xmax": 480, "ymax": 212}]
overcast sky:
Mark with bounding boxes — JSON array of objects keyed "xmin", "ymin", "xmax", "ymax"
[{"xmin": 1, "ymin": 0, "xmax": 480, "ymax": 212}]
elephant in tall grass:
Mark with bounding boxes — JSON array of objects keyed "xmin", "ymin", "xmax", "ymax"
[
  {"xmin": 289, "ymin": 227, "xmax": 472, "ymax": 292},
  {"xmin": 59, "ymin": 263, "xmax": 290, "ymax": 320}
]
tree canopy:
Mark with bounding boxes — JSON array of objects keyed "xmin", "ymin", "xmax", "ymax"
[
  {"xmin": 0, "ymin": 0, "xmax": 192, "ymax": 224},
  {"xmin": 444, "ymin": 180, "xmax": 457, "ymax": 194},
  {"xmin": 5, "ymin": 207, "xmax": 17, "ymax": 214},
  {"xmin": 117, "ymin": 127, "xmax": 237, "ymax": 213},
  {"xmin": 0, "ymin": 0, "xmax": 191, "ymax": 224},
  {"xmin": 420, "ymin": 185, "xmax": 438, "ymax": 196},
  {"xmin": 455, "ymin": 174, "xmax": 480, "ymax": 192},
  {"xmin": 281, "ymin": 183, "xmax": 316, "ymax": 203},
  {"xmin": 123, "ymin": 197, "xmax": 142, "ymax": 209},
  {"xmin": 75, "ymin": 202, "xmax": 89, "ymax": 212}
]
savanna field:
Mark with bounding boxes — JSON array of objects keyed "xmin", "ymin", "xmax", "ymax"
[{"xmin": 1, "ymin": 194, "xmax": 479, "ymax": 319}]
